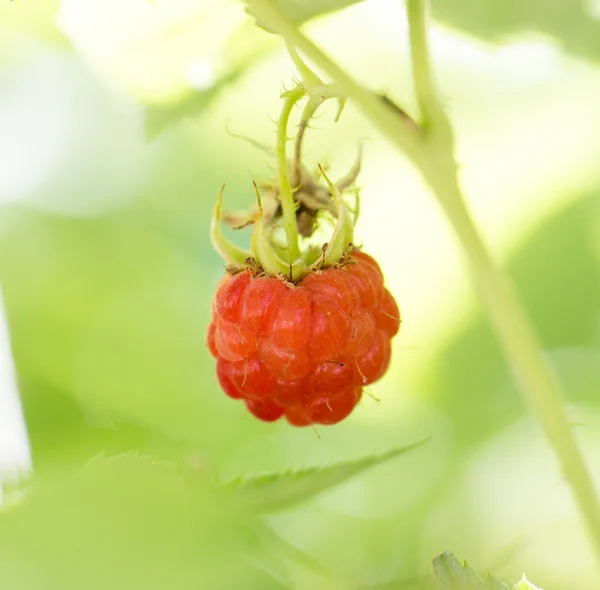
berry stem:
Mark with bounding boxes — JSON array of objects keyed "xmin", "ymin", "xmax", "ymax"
[
  {"xmin": 247, "ymin": 0, "xmax": 600, "ymax": 569},
  {"xmin": 276, "ymin": 91, "xmax": 302, "ymax": 262},
  {"xmin": 293, "ymin": 96, "xmax": 324, "ymax": 187},
  {"xmin": 247, "ymin": 0, "xmax": 422, "ymax": 160}
]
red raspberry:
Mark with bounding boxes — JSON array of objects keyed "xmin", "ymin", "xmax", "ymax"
[{"xmin": 207, "ymin": 252, "xmax": 401, "ymax": 427}]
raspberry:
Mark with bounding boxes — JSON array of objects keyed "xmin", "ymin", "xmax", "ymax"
[
  {"xmin": 207, "ymin": 252, "xmax": 400, "ymax": 427},
  {"xmin": 207, "ymin": 74, "xmax": 401, "ymax": 426}
]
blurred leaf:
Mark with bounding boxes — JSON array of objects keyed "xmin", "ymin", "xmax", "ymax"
[
  {"xmin": 145, "ymin": 63, "xmax": 247, "ymax": 140},
  {"xmin": 246, "ymin": 0, "xmax": 365, "ymax": 30},
  {"xmin": 358, "ymin": 582, "xmax": 423, "ymax": 590},
  {"xmin": 432, "ymin": 552, "xmax": 509, "ymax": 590},
  {"xmin": 0, "ymin": 210, "xmax": 237, "ymax": 450},
  {"xmin": 19, "ymin": 379, "xmax": 199, "ymax": 472},
  {"xmin": 0, "ymin": 0, "xmax": 70, "ymax": 46},
  {"xmin": 511, "ymin": 577, "xmax": 543, "ymax": 590},
  {"xmin": 0, "ymin": 453, "xmax": 283, "ymax": 590},
  {"xmin": 145, "ymin": 0, "xmax": 366, "ymax": 137},
  {"xmin": 428, "ymin": 194, "xmax": 600, "ymax": 452},
  {"xmin": 242, "ymin": 527, "xmax": 295, "ymax": 588},
  {"xmin": 430, "ymin": 0, "xmax": 600, "ymax": 62},
  {"xmin": 144, "ymin": 19, "xmax": 273, "ymax": 138},
  {"xmin": 54, "ymin": 3, "xmax": 274, "ymax": 138},
  {"xmin": 545, "ymin": 347, "xmax": 600, "ymax": 404},
  {"xmin": 226, "ymin": 438, "xmax": 429, "ymax": 514},
  {"xmin": 248, "ymin": 521, "xmax": 337, "ymax": 583}
]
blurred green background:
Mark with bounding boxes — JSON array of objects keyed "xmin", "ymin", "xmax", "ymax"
[{"xmin": 1, "ymin": 0, "xmax": 600, "ymax": 588}]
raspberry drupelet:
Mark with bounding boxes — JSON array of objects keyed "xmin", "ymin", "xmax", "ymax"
[{"xmin": 207, "ymin": 251, "xmax": 400, "ymax": 426}]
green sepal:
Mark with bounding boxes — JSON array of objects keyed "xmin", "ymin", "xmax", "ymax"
[
  {"xmin": 250, "ymin": 183, "xmax": 307, "ymax": 280},
  {"xmin": 269, "ymin": 236, "xmax": 294, "ymax": 262},
  {"xmin": 303, "ymin": 245, "xmax": 324, "ymax": 267},
  {"xmin": 210, "ymin": 185, "xmax": 252, "ymax": 266},
  {"xmin": 307, "ymin": 166, "xmax": 354, "ymax": 272}
]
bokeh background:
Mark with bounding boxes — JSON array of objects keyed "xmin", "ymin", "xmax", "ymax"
[{"xmin": 1, "ymin": 0, "xmax": 600, "ymax": 588}]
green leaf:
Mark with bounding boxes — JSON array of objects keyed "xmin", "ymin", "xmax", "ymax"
[
  {"xmin": 249, "ymin": 0, "xmax": 365, "ymax": 26},
  {"xmin": 545, "ymin": 348, "xmax": 600, "ymax": 405},
  {"xmin": 430, "ymin": 0, "xmax": 600, "ymax": 63},
  {"xmin": 358, "ymin": 579, "xmax": 423, "ymax": 589},
  {"xmin": 433, "ymin": 552, "xmax": 510, "ymax": 590},
  {"xmin": 432, "ymin": 554, "xmax": 544, "ymax": 590},
  {"xmin": 244, "ymin": 522, "xmax": 339, "ymax": 587},
  {"xmin": 426, "ymin": 195, "xmax": 600, "ymax": 453},
  {"xmin": 145, "ymin": 66, "xmax": 245, "ymax": 140},
  {"xmin": 0, "ymin": 453, "xmax": 283, "ymax": 590},
  {"xmin": 147, "ymin": 0, "xmax": 366, "ymax": 136},
  {"xmin": 0, "ymin": 0, "xmax": 71, "ymax": 46},
  {"xmin": 512, "ymin": 576, "xmax": 543, "ymax": 590},
  {"xmin": 145, "ymin": 21, "xmax": 272, "ymax": 138},
  {"xmin": 225, "ymin": 438, "xmax": 429, "ymax": 514}
]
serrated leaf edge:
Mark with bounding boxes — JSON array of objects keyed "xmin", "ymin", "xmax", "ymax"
[{"xmin": 223, "ymin": 437, "xmax": 430, "ymax": 514}]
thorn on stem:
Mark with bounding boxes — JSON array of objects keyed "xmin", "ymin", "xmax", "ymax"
[
  {"xmin": 378, "ymin": 94, "xmax": 420, "ymax": 133},
  {"xmin": 252, "ymin": 181, "xmax": 264, "ymax": 212}
]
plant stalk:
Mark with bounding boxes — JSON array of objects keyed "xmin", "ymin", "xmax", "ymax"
[
  {"xmin": 406, "ymin": 0, "xmax": 435, "ymax": 126},
  {"xmin": 432, "ymin": 172, "xmax": 600, "ymax": 561},
  {"xmin": 405, "ymin": 1, "xmax": 600, "ymax": 559},
  {"xmin": 247, "ymin": 0, "xmax": 423, "ymax": 161}
]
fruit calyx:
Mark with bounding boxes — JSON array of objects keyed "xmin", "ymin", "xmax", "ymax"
[{"xmin": 210, "ymin": 70, "xmax": 360, "ymax": 283}]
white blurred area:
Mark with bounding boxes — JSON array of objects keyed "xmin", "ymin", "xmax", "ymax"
[
  {"xmin": 0, "ymin": 289, "xmax": 31, "ymax": 506},
  {"xmin": 422, "ymin": 408, "xmax": 600, "ymax": 588},
  {"xmin": 56, "ymin": 0, "xmax": 243, "ymax": 101},
  {"xmin": 0, "ymin": 35, "xmax": 146, "ymax": 215},
  {"xmin": 0, "ymin": 29, "xmax": 149, "ymax": 501}
]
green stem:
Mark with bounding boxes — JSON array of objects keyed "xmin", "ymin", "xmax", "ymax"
[
  {"xmin": 407, "ymin": 0, "xmax": 434, "ymax": 125},
  {"xmin": 292, "ymin": 95, "xmax": 324, "ymax": 187},
  {"xmin": 406, "ymin": 0, "xmax": 453, "ymax": 143},
  {"xmin": 247, "ymin": 0, "xmax": 600, "ymax": 568},
  {"xmin": 247, "ymin": 0, "xmax": 422, "ymax": 161},
  {"xmin": 406, "ymin": 0, "xmax": 600, "ymax": 557},
  {"xmin": 287, "ymin": 42, "xmax": 322, "ymax": 88},
  {"xmin": 277, "ymin": 93, "xmax": 302, "ymax": 261},
  {"xmin": 433, "ymin": 173, "xmax": 600, "ymax": 562}
]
